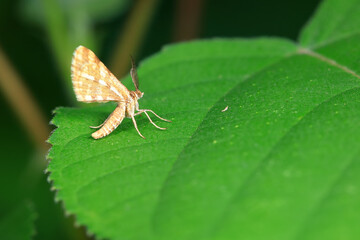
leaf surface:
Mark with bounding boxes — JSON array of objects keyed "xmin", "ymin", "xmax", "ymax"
[{"xmin": 48, "ymin": 0, "xmax": 360, "ymax": 239}]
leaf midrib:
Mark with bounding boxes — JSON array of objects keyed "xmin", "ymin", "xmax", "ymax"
[{"xmin": 299, "ymin": 48, "xmax": 360, "ymax": 79}]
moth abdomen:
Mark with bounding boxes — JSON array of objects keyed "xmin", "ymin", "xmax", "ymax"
[{"xmin": 92, "ymin": 103, "xmax": 126, "ymax": 139}]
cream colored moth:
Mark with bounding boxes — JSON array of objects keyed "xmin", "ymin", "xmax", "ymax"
[{"xmin": 71, "ymin": 46, "xmax": 170, "ymax": 139}]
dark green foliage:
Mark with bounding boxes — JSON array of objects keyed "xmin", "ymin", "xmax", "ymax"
[{"xmin": 0, "ymin": 202, "xmax": 36, "ymax": 240}]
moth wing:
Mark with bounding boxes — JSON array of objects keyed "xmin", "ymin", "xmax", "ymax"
[{"xmin": 71, "ymin": 46, "xmax": 130, "ymax": 103}]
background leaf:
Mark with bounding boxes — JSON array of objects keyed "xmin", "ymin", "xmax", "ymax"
[
  {"xmin": 48, "ymin": 0, "xmax": 360, "ymax": 239},
  {"xmin": 19, "ymin": 0, "xmax": 130, "ymax": 104},
  {"xmin": 0, "ymin": 202, "xmax": 36, "ymax": 240},
  {"xmin": 21, "ymin": 0, "xmax": 130, "ymax": 25},
  {"xmin": 299, "ymin": 0, "xmax": 360, "ymax": 47}
]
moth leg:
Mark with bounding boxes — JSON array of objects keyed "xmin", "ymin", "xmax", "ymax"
[
  {"xmin": 89, "ymin": 117, "xmax": 109, "ymax": 129},
  {"xmin": 89, "ymin": 116, "xmax": 109, "ymax": 129},
  {"xmin": 134, "ymin": 110, "xmax": 144, "ymax": 116},
  {"xmin": 90, "ymin": 123, "xmax": 105, "ymax": 129},
  {"xmin": 139, "ymin": 109, "xmax": 171, "ymax": 122},
  {"xmin": 131, "ymin": 115, "xmax": 145, "ymax": 139},
  {"xmin": 144, "ymin": 112, "xmax": 166, "ymax": 130}
]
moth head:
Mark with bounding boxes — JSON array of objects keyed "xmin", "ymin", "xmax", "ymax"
[{"xmin": 135, "ymin": 89, "xmax": 144, "ymax": 99}]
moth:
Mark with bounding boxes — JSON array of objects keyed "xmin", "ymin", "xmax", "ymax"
[{"xmin": 71, "ymin": 45, "xmax": 170, "ymax": 139}]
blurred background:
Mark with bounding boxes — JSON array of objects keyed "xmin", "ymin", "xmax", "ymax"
[{"xmin": 0, "ymin": 0, "xmax": 320, "ymax": 239}]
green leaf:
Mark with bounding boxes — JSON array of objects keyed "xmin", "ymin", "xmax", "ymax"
[
  {"xmin": 48, "ymin": 0, "xmax": 360, "ymax": 239},
  {"xmin": 299, "ymin": 0, "xmax": 360, "ymax": 47},
  {"xmin": 0, "ymin": 202, "xmax": 37, "ymax": 240}
]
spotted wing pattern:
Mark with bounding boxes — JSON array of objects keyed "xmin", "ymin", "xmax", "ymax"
[{"xmin": 71, "ymin": 46, "xmax": 130, "ymax": 103}]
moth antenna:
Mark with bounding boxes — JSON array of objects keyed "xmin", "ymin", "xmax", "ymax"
[{"xmin": 130, "ymin": 55, "xmax": 140, "ymax": 90}]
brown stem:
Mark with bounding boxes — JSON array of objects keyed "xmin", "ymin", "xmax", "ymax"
[
  {"xmin": 173, "ymin": 0, "xmax": 205, "ymax": 42},
  {"xmin": 0, "ymin": 47, "xmax": 50, "ymax": 153}
]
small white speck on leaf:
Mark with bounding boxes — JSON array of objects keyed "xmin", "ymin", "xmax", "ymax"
[{"xmin": 221, "ymin": 106, "xmax": 229, "ymax": 112}]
